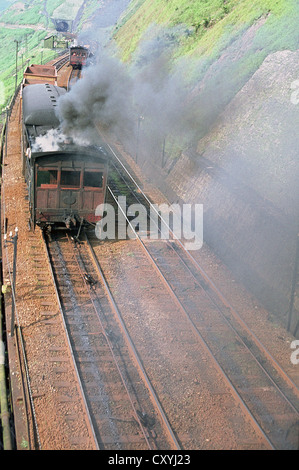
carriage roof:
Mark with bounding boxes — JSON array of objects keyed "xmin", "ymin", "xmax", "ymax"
[
  {"xmin": 22, "ymin": 84, "xmax": 109, "ymax": 164},
  {"xmin": 22, "ymin": 83, "xmax": 66, "ymax": 127}
]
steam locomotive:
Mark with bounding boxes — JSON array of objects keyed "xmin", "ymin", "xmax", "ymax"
[{"xmin": 21, "ymin": 82, "xmax": 109, "ymax": 231}]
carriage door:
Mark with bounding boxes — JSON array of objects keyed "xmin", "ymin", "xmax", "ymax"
[
  {"xmin": 82, "ymin": 163, "xmax": 105, "ymax": 212},
  {"xmin": 59, "ymin": 164, "xmax": 81, "ymax": 212},
  {"xmin": 36, "ymin": 166, "xmax": 58, "ymax": 213}
]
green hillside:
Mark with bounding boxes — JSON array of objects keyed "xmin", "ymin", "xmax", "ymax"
[
  {"xmin": 0, "ymin": 0, "xmax": 58, "ymax": 114},
  {"xmin": 110, "ymin": 0, "xmax": 299, "ymax": 155},
  {"xmin": 1, "ymin": 0, "xmax": 298, "ymax": 125},
  {"xmin": 0, "ymin": 0, "xmax": 100, "ymax": 115},
  {"xmin": 113, "ymin": 0, "xmax": 299, "ymax": 104},
  {"xmin": 0, "ymin": 27, "xmax": 55, "ymax": 109},
  {"xmin": 114, "ymin": 0, "xmax": 298, "ymax": 62},
  {"xmin": 113, "ymin": 0, "xmax": 299, "ymax": 95}
]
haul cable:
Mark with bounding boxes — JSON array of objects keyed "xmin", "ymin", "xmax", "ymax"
[
  {"xmin": 66, "ymin": 233, "xmax": 154, "ymax": 450},
  {"xmin": 84, "ymin": 231, "xmax": 182, "ymax": 450},
  {"xmin": 42, "ymin": 230, "xmax": 100, "ymax": 450}
]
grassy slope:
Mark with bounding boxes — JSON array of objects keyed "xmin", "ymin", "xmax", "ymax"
[
  {"xmin": 1, "ymin": 0, "xmax": 298, "ymax": 119},
  {"xmin": 114, "ymin": 0, "xmax": 299, "ymax": 65},
  {"xmin": 0, "ymin": 27, "xmax": 55, "ymax": 112},
  {"xmin": 112, "ymin": 0, "xmax": 298, "ymax": 154},
  {"xmin": 0, "ymin": 0, "xmax": 57, "ymax": 112},
  {"xmin": 0, "ymin": 0, "xmax": 95, "ymax": 114}
]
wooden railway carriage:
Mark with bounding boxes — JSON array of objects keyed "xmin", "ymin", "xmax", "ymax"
[
  {"xmin": 69, "ymin": 46, "xmax": 89, "ymax": 69},
  {"xmin": 22, "ymin": 83, "xmax": 108, "ymax": 230}
]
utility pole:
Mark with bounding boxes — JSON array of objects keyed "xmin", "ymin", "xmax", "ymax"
[
  {"xmin": 5, "ymin": 106, "xmax": 9, "ymax": 162},
  {"xmin": 162, "ymin": 137, "xmax": 166, "ymax": 168},
  {"xmin": 14, "ymin": 40, "xmax": 18, "ymax": 93},
  {"xmin": 4, "ymin": 228, "xmax": 19, "ymax": 337},
  {"xmin": 135, "ymin": 115, "xmax": 144, "ymax": 163}
]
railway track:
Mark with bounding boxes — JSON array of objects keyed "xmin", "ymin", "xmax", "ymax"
[
  {"xmin": 3, "ymin": 57, "xmax": 298, "ymax": 449},
  {"xmin": 42, "ymin": 229, "xmax": 180, "ymax": 450},
  {"xmin": 99, "ymin": 143, "xmax": 299, "ymax": 450},
  {"xmin": 50, "ymin": 52, "xmax": 69, "ymax": 71}
]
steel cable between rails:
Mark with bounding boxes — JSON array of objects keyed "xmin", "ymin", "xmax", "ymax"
[
  {"xmin": 84, "ymin": 230, "xmax": 182, "ymax": 450},
  {"xmin": 68, "ymin": 234, "xmax": 154, "ymax": 450}
]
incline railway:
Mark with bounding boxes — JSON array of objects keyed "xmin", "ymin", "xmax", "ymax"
[
  {"xmin": 100, "ymin": 143, "xmax": 299, "ymax": 450},
  {"xmin": 42, "ymin": 229, "xmax": 180, "ymax": 450},
  {"xmin": 0, "ymin": 51, "xmax": 298, "ymax": 450}
]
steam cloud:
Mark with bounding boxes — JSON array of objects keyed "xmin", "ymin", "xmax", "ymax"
[
  {"xmin": 31, "ymin": 128, "xmax": 67, "ymax": 152},
  {"xmin": 56, "ymin": 22, "xmax": 249, "ymax": 164},
  {"xmin": 57, "ymin": 55, "xmax": 134, "ymax": 144},
  {"xmin": 56, "ymin": 27, "xmax": 203, "ymax": 161},
  {"xmin": 55, "ymin": 13, "xmax": 299, "ymax": 327}
]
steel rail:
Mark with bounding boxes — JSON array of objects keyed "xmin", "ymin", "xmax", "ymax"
[
  {"xmin": 14, "ymin": 325, "xmax": 37, "ymax": 449},
  {"xmin": 41, "ymin": 230, "xmax": 100, "ymax": 450},
  {"xmin": 67, "ymin": 68, "xmax": 81, "ymax": 91},
  {"xmin": 107, "ymin": 185, "xmax": 276, "ymax": 450},
  {"xmin": 107, "ymin": 144, "xmax": 299, "ymax": 397},
  {"xmin": 52, "ymin": 53, "xmax": 69, "ymax": 71},
  {"xmin": 66, "ymin": 233, "xmax": 154, "ymax": 450},
  {"xmin": 84, "ymin": 231, "xmax": 182, "ymax": 450}
]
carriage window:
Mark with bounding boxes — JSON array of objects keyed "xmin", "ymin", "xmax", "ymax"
[
  {"xmin": 37, "ymin": 169, "xmax": 58, "ymax": 187},
  {"xmin": 61, "ymin": 170, "xmax": 80, "ymax": 188},
  {"xmin": 83, "ymin": 171, "xmax": 103, "ymax": 188}
]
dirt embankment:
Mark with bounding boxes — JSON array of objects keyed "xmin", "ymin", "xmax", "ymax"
[{"xmin": 138, "ymin": 49, "xmax": 299, "ymax": 330}]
